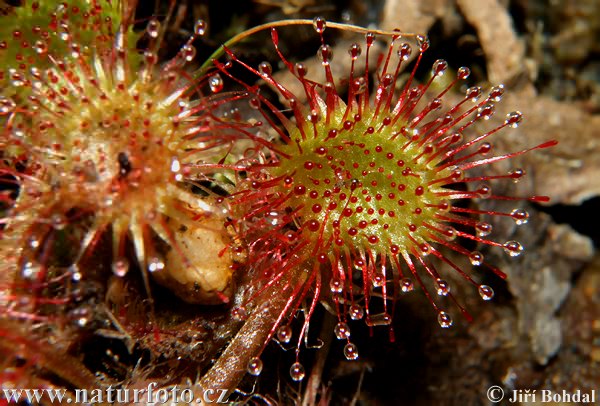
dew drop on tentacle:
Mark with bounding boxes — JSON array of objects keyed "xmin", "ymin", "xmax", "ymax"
[
  {"xmin": 330, "ymin": 278, "xmax": 343, "ymax": 294},
  {"xmin": 249, "ymin": 97, "xmax": 261, "ymax": 109},
  {"xmin": 449, "ymin": 167, "xmax": 464, "ymax": 181},
  {"xmin": 509, "ymin": 168, "xmax": 526, "ymax": 183},
  {"xmin": 372, "ymin": 272, "xmax": 385, "ymax": 287},
  {"xmin": 436, "ymin": 279, "xmax": 450, "ymax": 296},
  {"xmin": 442, "ymin": 226, "xmax": 457, "ymax": 241},
  {"xmin": 466, "ymin": 86, "xmax": 482, "ymax": 101},
  {"xmin": 348, "ymin": 43, "xmax": 362, "ymax": 60},
  {"xmin": 398, "ymin": 43, "xmax": 411, "ymax": 60},
  {"xmin": 432, "ymin": 59, "xmax": 448, "ymax": 77},
  {"xmin": 194, "ymin": 19, "xmax": 207, "ymax": 36},
  {"xmin": 334, "ymin": 322, "xmax": 351, "ymax": 339},
  {"xmin": 349, "ymin": 304, "xmax": 364, "ymax": 320},
  {"xmin": 477, "ymin": 184, "xmax": 492, "ymax": 199},
  {"xmin": 296, "ymin": 62, "xmax": 307, "ymax": 77},
  {"xmin": 146, "ymin": 18, "xmax": 161, "ymax": 38},
  {"xmin": 489, "ymin": 84, "xmax": 505, "ymax": 102},
  {"xmin": 181, "ymin": 44, "xmax": 196, "ymax": 62},
  {"xmin": 344, "ymin": 343, "xmax": 359, "ymax": 360},
  {"xmin": 505, "ymin": 111, "xmax": 523, "ymax": 127},
  {"xmin": 503, "ymin": 240, "xmax": 523, "ymax": 257},
  {"xmin": 318, "ymin": 44, "xmax": 333, "ymax": 65},
  {"xmin": 428, "ymin": 98, "xmax": 442, "ymax": 110},
  {"xmin": 438, "ymin": 311, "xmax": 453, "ymax": 328},
  {"xmin": 365, "ymin": 32, "xmax": 376, "ymax": 47},
  {"xmin": 469, "ymin": 251, "xmax": 484, "ymax": 266},
  {"xmin": 407, "ymin": 87, "xmax": 421, "ymax": 101},
  {"xmin": 112, "ymin": 258, "xmax": 130, "ymax": 277},
  {"xmin": 276, "ymin": 325, "xmax": 292, "ymax": 343},
  {"xmin": 476, "ymin": 222, "xmax": 492, "ymax": 237},
  {"xmin": 209, "ymin": 74, "xmax": 223, "ymax": 93},
  {"xmin": 148, "ymin": 256, "xmax": 165, "ymax": 272},
  {"xmin": 247, "ymin": 357, "xmax": 263, "ymax": 376},
  {"xmin": 417, "ymin": 35, "xmax": 430, "ymax": 52},
  {"xmin": 511, "ymin": 209, "xmax": 529, "ymax": 225},
  {"xmin": 477, "ymin": 104, "xmax": 495, "ymax": 120},
  {"xmin": 457, "ymin": 66, "xmax": 470, "ymax": 80},
  {"xmin": 478, "ymin": 285, "xmax": 495, "ymax": 301},
  {"xmin": 400, "ymin": 277, "xmax": 414, "ymax": 293},
  {"xmin": 258, "ymin": 61, "xmax": 272, "ymax": 77},
  {"xmin": 378, "ymin": 73, "xmax": 393, "ymax": 89},
  {"xmin": 353, "ymin": 77, "xmax": 367, "ymax": 94},
  {"xmin": 290, "ymin": 362, "xmax": 306, "ymax": 381},
  {"xmin": 312, "ymin": 16, "xmax": 326, "ymax": 34}
]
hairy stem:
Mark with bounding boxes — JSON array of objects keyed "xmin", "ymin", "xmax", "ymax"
[
  {"xmin": 197, "ymin": 19, "xmax": 418, "ymax": 74},
  {"xmin": 197, "ymin": 264, "xmax": 309, "ymax": 398}
]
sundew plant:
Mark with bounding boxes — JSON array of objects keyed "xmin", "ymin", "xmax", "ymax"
[
  {"xmin": 202, "ymin": 18, "xmax": 556, "ymax": 389},
  {"xmin": 0, "ymin": 0, "xmax": 243, "ymax": 390}
]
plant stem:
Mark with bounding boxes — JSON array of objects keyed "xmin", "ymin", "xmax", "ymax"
[
  {"xmin": 197, "ymin": 19, "xmax": 418, "ymax": 75},
  {"xmin": 196, "ymin": 263, "xmax": 308, "ymax": 398}
]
